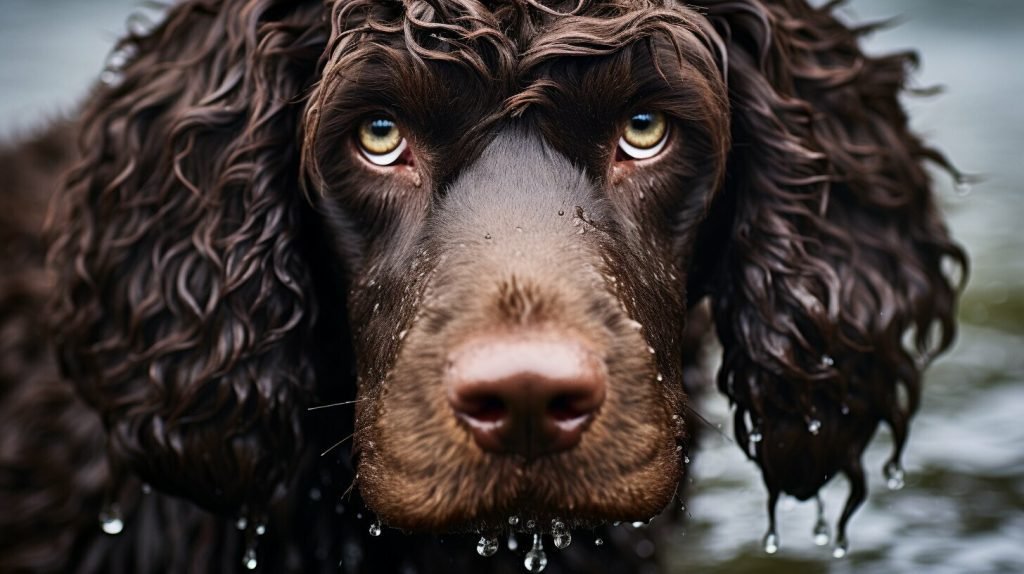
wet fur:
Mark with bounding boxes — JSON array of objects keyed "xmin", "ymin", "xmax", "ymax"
[{"xmin": 0, "ymin": 0, "xmax": 963, "ymax": 572}]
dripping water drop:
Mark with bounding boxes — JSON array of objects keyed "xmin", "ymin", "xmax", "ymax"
[
  {"xmin": 368, "ymin": 520, "xmax": 382, "ymax": 537},
  {"xmin": 884, "ymin": 461, "xmax": 906, "ymax": 491},
  {"xmin": 243, "ymin": 547, "xmax": 258, "ymax": 570},
  {"xmin": 807, "ymin": 419, "xmax": 822, "ymax": 435},
  {"xmin": 508, "ymin": 532, "xmax": 519, "ymax": 551},
  {"xmin": 813, "ymin": 496, "xmax": 830, "ymax": 546},
  {"xmin": 523, "ymin": 533, "xmax": 547, "ymax": 573},
  {"xmin": 749, "ymin": 427, "xmax": 763, "ymax": 443},
  {"xmin": 833, "ymin": 536, "xmax": 849, "ymax": 559},
  {"xmin": 477, "ymin": 535, "xmax": 499, "ymax": 557},
  {"xmin": 254, "ymin": 523, "xmax": 266, "ymax": 537},
  {"xmin": 762, "ymin": 530, "xmax": 779, "ymax": 554},
  {"xmin": 236, "ymin": 516, "xmax": 248, "ymax": 531},
  {"xmin": 99, "ymin": 504, "xmax": 124, "ymax": 535}
]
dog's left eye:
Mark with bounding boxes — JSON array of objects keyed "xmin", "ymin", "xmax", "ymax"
[
  {"xmin": 618, "ymin": 112, "xmax": 669, "ymax": 160},
  {"xmin": 357, "ymin": 118, "xmax": 408, "ymax": 166}
]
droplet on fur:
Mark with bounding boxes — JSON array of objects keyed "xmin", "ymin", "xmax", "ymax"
[
  {"xmin": 509, "ymin": 515, "xmax": 520, "ymax": 526},
  {"xmin": 477, "ymin": 535, "xmax": 499, "ymax": 557},
  {"xmin": 647, "ymin": 346, "xmax": 655, "ymax": 355},
  {"xmin": 631, "ymin": 521, "xmax": 645, "ymax": 528},
  {"xmin": 832, "ymin": 536, "xmax": 849, "ymax": 559},
  {"xmin": 884, "ymin": 461, "xmax": 906, "ymax": 491},
  {"xmin": 807, "ymin": 419, "xmax": 822, "ymax": 435},
  {"xmin": 524, "ymin": 533, "xmax": 547, "ymax": 572},
  {"xmin": 368, "ymin": 521, "xmax": 381, "ymax": 537},
  {"xmin": 398, "ymin": 329, "xmax": 408, "ymax": 341},
  {"xmin": 243, "ymin": 547, "xmax": 258, "ymax": 570},
  {"xmin": 508, "ymin": 532, "xmax": 519, "ymax": 551},
  {"xmin": 656, "ymin": 373, "xmax": 663, "ymax": 382},
  {"xmin": 762, "ymin": 530, "xmax": 779, "ymax": 554},
  {"xmin": 821, "ymin": 354, "xmax": 835, "ymax": 367},
  {"xmin": 99, "ymin": 504, "xmax": 124, "ymax": 535}
]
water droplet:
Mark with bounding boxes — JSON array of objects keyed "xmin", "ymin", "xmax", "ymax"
[
  {"xmin": 841, "ymin": 403, "xmax": 850, "ymax": 415},
  {"xmin": 484, "ymin": 233, "xmax": 492, "ymax": 240},
  {"xmin": 647, "ymin": 346, "xmax": 655, "ymax": 355},
  {"xmin": 954, "ymin": 178, "xmax": 973, "ymax": 196},
  {"xmin": 814, "ymin": 519, "xmax": 831, "ymax": 546},
  {"xmin": 832, "ymin": 536, "xmax": 849, "ymax": 559},
  {"xmin": 884, "ymin": 461, "xmax": 906, "ymax": 491},
  {"xmin": 656, "ymin": 373, "xmax": 663, "ymax": 382},
  {"xmin": 676, "ymin": 445, "xmax": 683, "ymax": 451},
  {"xmin": 683, "ymin": 456, "xmax": 690, "ymax": 464},
  {"xmin": 398, "ymin": 329, "xmax": 408, "ymax": 341},
  {"xmin": 477, "ymin": 535, "xmax": 499, "ymax": 557},
  {"xmin": 515, "ymin": 226, "xmax": 523, "ymax": 233},
  {"xmin": 553, "ymin": 522, "xmax": 571, "ymax": 550},
  {"xmin": 821, "ymin": 354, "xmax": 835, "ymax": 367},
  {"xmin": 749, "ymin": 427, "xmax": 763, "ymax": 443},
  {"xmin": 557, "ymin": 209, "xmax": 565, "ymax": 216},
  {"xmin": 594, "ymin": 537, "xmax": 604, "ymax": 546},
  {"xmin": 762, "ymin": 530, "xmax": 779, "ymax": 554},
  {"xmin": 368, "ymin": 521, "xmax": 381, "ymax": 537},
  {"xmin": 523, "ymin": 533, "xmax": 547, "ymax": 573},
  {"xmin": 309, "ymin": 487, "xmax": 321, "ymax": 500},
  {"xmin": 243, "ymin": 547, "xmax": 258, "ymax": 570},
  {"xmin": 236, "ymin": 516, "xmax": 248, "ymax": 530},
  {"xmin": 141, "ymin": 483, "xmax": 152, "ymax": 495},
  {"xmin": 509, "ymin": 515, "xmax": 520, "ymax": 526},
  {"xmin": 508, "ymin": 532, "xmax": 519, "ymax": 551},
  {"xmin": 631, "ymin": 521, "xmax": 645, "ymax": 528},
  {"xmin": 807, "ymin": 419, "xmax": 822, "ymax": 435},
  {"xmin": 254, "ymin": 523, "xmax": 266, "ymax": 537},
  {"xmin": 99, "ymin": 504, "xmax": 124, "ymax": 535},
  {"xmin": 526, "ymin": 519, "xmax": 536, "ymax": 529}
]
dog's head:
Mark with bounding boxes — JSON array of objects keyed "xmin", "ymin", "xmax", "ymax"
[{"xmin": 50, "ymin": 0, "xmax": 964, "ymax": 542}]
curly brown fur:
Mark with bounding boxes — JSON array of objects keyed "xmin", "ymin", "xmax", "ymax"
[{"xmin": 0, "ymin": 0, "xmax": 963, "ymax": 572}]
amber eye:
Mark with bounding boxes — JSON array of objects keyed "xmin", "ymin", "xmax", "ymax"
[
  {"xmin": 357, "ymin": 117, "xmax": 407, "ymax": 166},
  {"xmin": 618, "ymin": 111, "xmax": 669, "ymax": 160}
]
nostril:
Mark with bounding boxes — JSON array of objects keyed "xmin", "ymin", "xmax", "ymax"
[
  {"xmin": 547, "ymin": 392, "xmax": 597, "ymax": 424},
  {"xmin": 457, "ymin": 393, "xmax": 507, "ymax": 425}
]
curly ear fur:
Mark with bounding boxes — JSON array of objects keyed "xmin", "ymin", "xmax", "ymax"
[
  {"xmin": 691, "ymin": 0, "xmax": 966, "ymax": 540},
  {"xmin": 48, "ymin": 0, "xmax": 328, "ymax": 514}
]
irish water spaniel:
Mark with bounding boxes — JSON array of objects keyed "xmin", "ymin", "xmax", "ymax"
[{"xmin": 0, "ymin": 0, "xmax": 965, "ymax": 572}]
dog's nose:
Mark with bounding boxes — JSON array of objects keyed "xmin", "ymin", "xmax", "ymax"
[{"xmin": 445, "ymin": 335, "xmax": 606, "ymax": 459}]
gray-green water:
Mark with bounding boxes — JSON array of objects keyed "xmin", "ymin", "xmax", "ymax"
[{"xmin": 2, "ymin": 1, "xmax": 1021, "ymax": 572}]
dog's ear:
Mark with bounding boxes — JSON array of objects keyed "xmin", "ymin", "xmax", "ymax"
[
  {"xmin": 695, "ymin": 0, "xmax": 966, "ymax": 541},
  {"xmin": 48, "ymin": 1, "xmax": 327, "ymax": 516}
]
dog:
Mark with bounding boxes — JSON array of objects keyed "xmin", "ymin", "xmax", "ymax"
[{"xmin": 0, "ymin": 0, "xmax": 965, "ymax": 572}]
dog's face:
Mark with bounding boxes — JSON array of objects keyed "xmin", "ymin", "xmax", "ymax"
[{"xmin": 305, "ymin": 3, "xmax": 728, "ymax": 530}]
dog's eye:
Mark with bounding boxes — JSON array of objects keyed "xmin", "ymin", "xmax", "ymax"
[
  {"xmin": 618, "ymin": 112, "xmax": 669, "ymax": 160},
  {"xmin": 357, "ymin": 118, "xmax": 408, "ymax": 166}
]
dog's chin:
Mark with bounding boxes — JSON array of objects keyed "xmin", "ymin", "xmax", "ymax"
[{"xmin": 356, "ymin": 442, "xmax": 682, "ymax": 533}]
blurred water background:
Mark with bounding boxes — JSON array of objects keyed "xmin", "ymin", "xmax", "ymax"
[{"xmin": 1, "ymin": 1, "xmax": 1021, "ymax": 572}]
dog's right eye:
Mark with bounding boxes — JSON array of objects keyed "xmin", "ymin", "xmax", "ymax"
[{"xmin": 357, "ymin": 118, "xmax": 408, "ymax": 166}]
